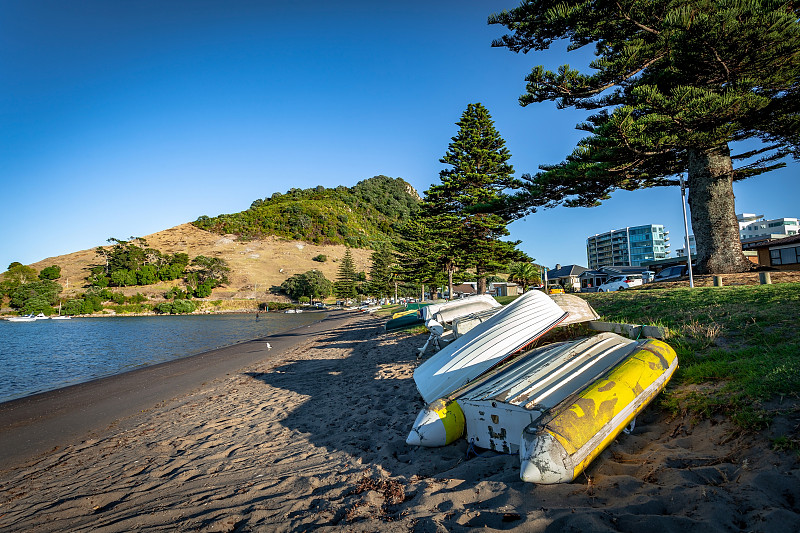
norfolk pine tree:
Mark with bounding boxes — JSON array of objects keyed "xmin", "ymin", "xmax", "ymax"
[
  {"xmin": 424, "ymin": 103, "xmax": 527, "ymax": 294},
  {"xmin": 490, "ymin": 0, "xmax": 800, "ymax": 274},
  {"xmin": 393, "ymin": 220, "xmax": 449, "ymax": 299},
  {"xmin": 367, "ymin": 245, "xmax": 396, "ymax": 299},
  {"xmin": 334, "ymin": 248, "xmax": 358, "ymax": 300}
]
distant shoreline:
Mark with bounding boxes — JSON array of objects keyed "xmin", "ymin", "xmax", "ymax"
[{"xmin": 0, "ymin": 306, "xmax": 330, "ymax": 320}]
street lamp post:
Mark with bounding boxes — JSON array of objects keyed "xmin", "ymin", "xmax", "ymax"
[{"xmin": 680, "ymin": 176, "xmax": 695, "ymax": 288}]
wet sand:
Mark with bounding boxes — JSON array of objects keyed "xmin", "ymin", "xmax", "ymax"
[{"xmin": 0, "ymin": 311, "xmax": 798, "ymax": 532}]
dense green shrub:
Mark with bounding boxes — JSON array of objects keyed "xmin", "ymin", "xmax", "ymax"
[
  {"xmin": 63, "ymin": 299, "xmax": 84, "ymax": 315},
  {"xmin": 165, "ymin": 286, "xmax": 189, "ymax": 300},
  {"xmin": 281, "ymin": 270, "xmax": 332, "ymax": 301},
  {"xmin": 130, "ymin": 292, "xmax": 148, "ymax": 304},
  {"xmin": 108, "ymin": 304, "xmax": 151, "ymax": 314},
  {"xmin": 155, "ymin": 299, "xmax": 198, "ymax": 314},
  {"xmin": 91, "ymin": 239, "xmax": 190, "ymax": 288},
  {"xmin": 10, "ymin": 280, "xmax": 62, "ymax": 310},
  {"xmin": 111, "ymin": 291, "xmax": 126, "ymax": 304},
  {"xmin": 38, "ymin": 265, "xmax": 61, "ymax": 280},
  {"xmin": 193, "ymin": 281, "xmax": 213, "ymax": 298},
  {"xmin": 258, "ymin": 301, "xmax": 294, "ymax": 311}
]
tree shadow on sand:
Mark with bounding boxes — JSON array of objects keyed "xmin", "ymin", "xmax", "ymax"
[{"xmin": 245, "ymin": 315, "xmax": 502, "ymax": 479}]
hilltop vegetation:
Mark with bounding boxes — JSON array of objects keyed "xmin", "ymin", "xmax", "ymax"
[{"xmin": 193, "ymin": 175, "xmax": 420, "ymax": 248}]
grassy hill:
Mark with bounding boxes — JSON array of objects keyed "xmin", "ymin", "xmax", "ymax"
[
  {"xmin": 20, "ymin": 223, "xmax": 372, "ymax": 301},
  {"xmin": 19, "ymin": 223, "xmax": 376, "ymax": 307},
  {"xmin": 2, "ymin": 175, "xmax": 420, "ymax": 313},
  {"xmin": 192, "ymin": 175, "xmax": 421, "ymax": 248}
]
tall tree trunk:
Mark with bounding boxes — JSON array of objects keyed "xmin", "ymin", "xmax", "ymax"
[
  {"xmin": 448, "ymin": 269, "xmax": 454, "ymax": 300},
  {"xmin": 477, "ymin": 275, "xmax": 487, "ymax": 295},
  {"xmin": 687, "ymin": 144, "xmax": 753, "ymax": 274}
]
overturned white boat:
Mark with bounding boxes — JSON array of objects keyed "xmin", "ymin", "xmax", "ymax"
[
  {"xmin": 407, "ymin": 332, "xmax": 678, "ymax": 484},
  {"xmin": 413, "ymin": 290, "xmax": 568, "ymax": 404},
  {"xmin": 417, "ymin": 295, "xmax": 502, "ymax": 353},
  {"xmin": 420, "ymin": 294, "xmax": 501, "ymax": 323}
]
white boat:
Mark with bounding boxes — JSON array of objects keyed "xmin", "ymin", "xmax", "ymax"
[
  {"xmin": 413, "ymin": 290, "xmax": 568, "ymax": 404},
  {"xmin": 34, "ymin": 312, "xmax": 49, "ymax": 320},
  {"xmin": 6, "ymin": 314, "xmax": 37, "ymax": 322},
  {"xmin": 51, "ymin": 303, "xmax": 71, "ymax": 319},
  {"xmin": 417, "ymin": 295, "xmax": 503, "ymax": 353},
  {"xmin": 406, "ymin": 332, "xmax": 678, "ymax": 484},
  {"xmin": 420, "ymin": 294, "xmax": 500, "ymax": 323},
  {"xmin": 447, "ymin": 293, "xmax": 600, "ymax": 342}
]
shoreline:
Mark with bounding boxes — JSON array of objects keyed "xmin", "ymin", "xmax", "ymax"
[
  {"xmin": 0, "ymin": 306, "xmax": 329, "ymax": 320},
  {"xmin": 0, "ymin": 308, "xmax": 330, "ymax": 405},
  {"xmin": 1, "ymin": 311, "xmax": 798, "ymax": 532},
  {"xmin": 0, "ymin": 310, "xmax": 352, "ymax": 466}
]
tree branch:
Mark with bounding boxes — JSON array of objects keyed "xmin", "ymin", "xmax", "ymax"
[
  {"xmin": 552, "ymin": 54, "xmax": 667, "ymax": 99},
  {"xmin": 615, "ymin": 1, "xmax": 661, "ymax": 35}
]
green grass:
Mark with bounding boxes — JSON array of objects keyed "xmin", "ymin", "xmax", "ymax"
[{"xmin": 580, "ymin": 284, "xmax": 800, "ymax": 434}]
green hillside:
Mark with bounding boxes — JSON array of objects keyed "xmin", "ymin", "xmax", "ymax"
[{"xmin": 193, "ymin": 175, "xmax": 421, "ymax": 248}]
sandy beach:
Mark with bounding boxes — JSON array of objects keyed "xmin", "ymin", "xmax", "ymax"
[{"xmin": 1, "ymin": 311, "xmax": 798, "ymax": 532}]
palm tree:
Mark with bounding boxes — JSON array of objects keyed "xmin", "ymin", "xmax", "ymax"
[{"xmin": 507, "ymin": 262, "xmax": 541, "ymax": 292}]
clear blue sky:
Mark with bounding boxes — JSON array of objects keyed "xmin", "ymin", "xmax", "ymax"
[{"xmin": 1, "ymin": 0, "xmax": 797, "ymax": 273}]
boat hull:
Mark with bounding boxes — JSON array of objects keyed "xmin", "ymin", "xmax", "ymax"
[
  {"xmin": 421, "ymin": 294, "xmax": 500, "ymax": 323},
  {"xmin": 407, "ymin": 334, "xmax": 679, "ymax": 484},
  {"xmin": 413, "ymin": 290, "xmax": 568, "ymax": 404},
  {"xmin": 385, "ymin": 313, "xmax": 424, "ymax": 331},
  {"xmin": 519, "ymin": 339, "xmax": 678, "ymax": 483}
]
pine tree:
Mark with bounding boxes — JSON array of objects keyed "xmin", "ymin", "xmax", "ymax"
[
  {"xmin": 334, "ymin": 248, "xmax": 357, "ymax": 300},
  {"xmin": 367, "ymin": 245, "xmax": 396, "ymax": 299},
  {"xmin": 424, "ymin": 103, "xmax": 527, "ymax": 294},
  {"xmin": 393, "ymin": 220, "xmax": 447, "ymax": 299},
  {"xmin": 490, "ymin": 0, "xmax": 800, "ymax": 274}
]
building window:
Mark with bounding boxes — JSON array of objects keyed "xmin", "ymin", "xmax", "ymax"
[{"xmin": 771, "ymin": 246, "xmax": 800, "ymax": 266}]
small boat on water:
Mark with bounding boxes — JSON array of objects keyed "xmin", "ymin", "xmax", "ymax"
[
  {"xmin": 407, "ymin": 332, "xmax": 678, "ymax": 483},
  {"xmin": 6, "ymin": 314, "xmax": 37, "ymax": 322},
  {"xmin": 50, "ymin": 303, "xmax": 71, "ymax": 320},
  {"xmin": 413, "ymin": 290, "xmax": 568, "ymax": 404}
]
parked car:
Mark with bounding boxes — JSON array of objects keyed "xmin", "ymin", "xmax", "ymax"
[
  {"xmin": 653, "ymin": 265, "xmax": 689, "ymax": 281},
  {"xmin": 642, "ymin": 271, "xmax": 655, "ymax": 283},
  {"xmin": 597, "ymin": 275, "xmax": 643, "ymax": 292}
]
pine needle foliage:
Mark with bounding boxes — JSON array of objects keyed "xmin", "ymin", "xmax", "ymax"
[
  {"xmin": 490, "ymin": 0, "xmax": 800, "ymax": 274},
  {"xmin": 423, "ymin": 103, "xmax": 528, "ymax": 294},
  {"xmin": 334, "ymin": 248, "xmax": 358, "ymax": 300}
]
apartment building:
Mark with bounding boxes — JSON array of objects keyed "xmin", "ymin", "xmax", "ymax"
[
  {"xmin": 679, "ymin": 214, "xmax": 800, "ymax": 257},
  {"xmin": 738, "ymin": 213, "xmax": 799, "ymax": 241},
  {"xmin": 676, "ymin": 235, "xmax": 696, "ymax": 257},
  {"xmin": 586, "ymin": 224, "xmax": 670, "ymax": 268}
]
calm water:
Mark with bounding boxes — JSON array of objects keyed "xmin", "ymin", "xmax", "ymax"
[{"xmin": 0, "ymin": 312, "xmax": 323, "ymax": 403}]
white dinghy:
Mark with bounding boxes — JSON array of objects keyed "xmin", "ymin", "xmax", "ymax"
[
  {"xmin": 417, "ymin": 295, "xmax": 502, "ymax": 353},
  {"xmin": 413, "ymin": 290, "xmax": 568, "ymax": 404}
]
